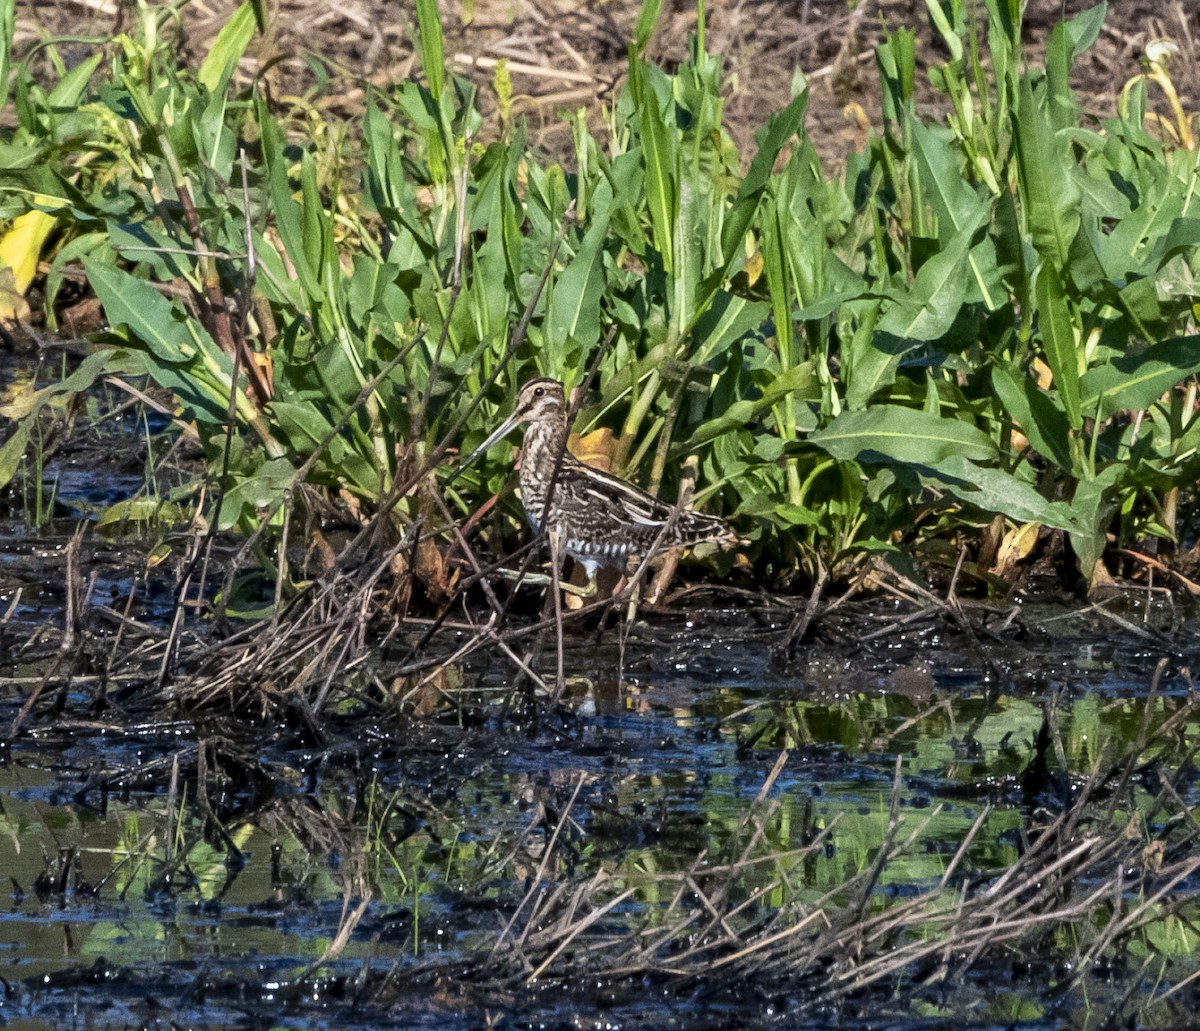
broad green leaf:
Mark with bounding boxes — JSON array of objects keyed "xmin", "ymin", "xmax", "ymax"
[
  {"xmin": 809, "ymin": 405, "xmax": 998, "ymax": 465},
  {"xmin": 83, "ymin": 259, "xmax": 223, "ymax": 366},
  {"xmin": 991, "ymin": 365, "xmax": 1073, "ymax": 471},
  {"xmin": 676, "ymin": 362, "xmax": 819, "ymax": 453},
  {"xmin": 1068, "ymin": 462, "xmax": 1124, "ymax": 579},
  {"xmin": 469, "ymin": 137, "xmax": 523, "ymax": 342},
  {"xmin": 1102, "ymin": 176, "xmax": 1184, "ymax": 278},
  {"xmin": 47, "ymin": 53, "xmax": 102, "ymax": 109},
  {"xmin": 910, "ymin": 121, "xmax": 978, "ymax": 238},
  {"xmin": 270, "ymin": 400, "xmax": 336, "ymax": 450},
  {"xmin": 217, "ymin": 457, "xmax": 296, "ymax": 531},
  {"xmin": 1044, "ymin": 2, "xmax": 1105, "ymax": 130},
  {"xmin": 1035, "ymin": 262, "xmax": 1081, "ymax": 429},
  {"xmin": 670, "ymin": 143, "xmax": 702, "ymax": 332},
  {"xmin": 876, "ymin": 221, "xmax": 976, "ymax": 340},
  {"xmin": 116, "ymin": 350, "xmax": 231, "ymax": 425},
  {"xmin": 843, "ymin": 299, "xmax": 900, "ymax": 411},
  {"xmin": 0, "ymin": 420, "xmax": 30, "ymax": 490},
  {"xmin": 921, "ymin": 455, "xmax": 1082, "ymax": 532},
  {"xmin": 736, "ymin": 492, "xmax": 819, "ymax": 527},
  {"xmin": 697, "ymin": 90, "xmax": 808, "ymax": 318},
  {"xmin": 1066, "ymin": 221, "xmax": 1110, "ymax": 296},
  {"xmin": 1080, "ymin": 336, "xmax": 1200, "ymax": 421},
  {"xmin": 1145, "ymin": 217, "xmax": 1200, "ymax": 272},
  {"xmin": 1013, "ymin": 76, "xmax": 1081, "ymax": 270},
  {"xmin": 691, "ymin": 291, "xmax": 771, "ymax": 365},
  {"xmin": 108, "ymin": 220, "xmax": 188, "ymax": 281}
]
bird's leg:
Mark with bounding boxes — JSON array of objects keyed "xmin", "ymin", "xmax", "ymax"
[
  {"xmin": 623, "ymin": 572, "xmax": 642, "ymax": 624},
  {"xmin": 571, "ymin": 574, "xmax": 598, "ymax": 598},
  {"xmin": 549, "ymin": 530, "xmax": 565, "ymax": 697},
  {"xmin": 494, "ymin": 567, "xmax": 596, "ymax": 596}
]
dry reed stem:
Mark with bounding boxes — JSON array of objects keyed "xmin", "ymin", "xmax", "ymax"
[{"xmin": 471, "ymin": 715, "xmax": 1200, "ymax": 1017}]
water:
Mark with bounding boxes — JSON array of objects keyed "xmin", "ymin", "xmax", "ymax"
[{"xmin": 1, "ymin": 604, "xmax": 1197, "ymax": 1028}]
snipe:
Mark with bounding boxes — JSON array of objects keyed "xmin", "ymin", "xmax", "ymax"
[{"xmin": 466, "ymin": 378, "xmax": 737, "ymax": 589}]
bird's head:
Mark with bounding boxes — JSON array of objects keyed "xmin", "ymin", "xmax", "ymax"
[{"xmin": 461, "ymin": 377, "xmax": 567, "ymax": 468}]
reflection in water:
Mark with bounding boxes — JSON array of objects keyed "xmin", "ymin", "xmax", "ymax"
[{"xmin": 1, "ymin": 618, "xmax": 1196, "ymax": 1027}]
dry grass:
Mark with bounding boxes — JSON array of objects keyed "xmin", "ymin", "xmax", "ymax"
[{"xmin": 13, "ymin": 0, "xmax": 1199, "ymax": 170}]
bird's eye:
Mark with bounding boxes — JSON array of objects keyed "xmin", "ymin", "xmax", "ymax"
[{"xmin": 533, "ymin": 386, "xmax": 545, "ymax": 397}]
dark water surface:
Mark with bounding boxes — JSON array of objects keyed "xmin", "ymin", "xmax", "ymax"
[{"xmin": 1, "ymin": 602, "xmax": 1197, "ymax": 1029}]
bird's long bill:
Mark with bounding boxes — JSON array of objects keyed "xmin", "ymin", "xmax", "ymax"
[{"xmin": 457, "ymin": 411, "xmax": 522, "ymax": 472}]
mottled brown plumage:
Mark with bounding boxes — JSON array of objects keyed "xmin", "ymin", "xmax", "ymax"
[{"xmin": 467, "ymin": 378, "xmax": 736, "ymax": 577}]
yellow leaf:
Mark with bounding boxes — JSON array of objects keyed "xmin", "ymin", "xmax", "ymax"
[
  {"xmin": 0, "ymin": 206, "xmax": 57, "ymax": 301},
  {"xmin": 991, "ymin": 521, "xmax": 1040, "ymax": 579},
  {"xmin": 568, "ymin": 426, "xmax": 616, "ymax": 472},
  {"xmin": 1030, "ymin": 357, "xmax": 1053, "ymax": 390},
  {"xmin": 744, "ymin": 249, "xmax": 764, "ymax": 286}
]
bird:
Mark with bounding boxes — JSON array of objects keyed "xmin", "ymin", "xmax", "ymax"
[{"xmin": 464, "ymin": 377, "xmax": 737, "ymax": 592}]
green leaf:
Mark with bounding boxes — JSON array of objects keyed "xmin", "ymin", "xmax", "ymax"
[
  {"xmin": 843, "ymin": 299, "xmax": 901, "ymax": 410},
  {"xmin": 47, "ymin": 52, "xmax": 102, "ymax": 109},
  {"xmin": 698, "ymin": 90, "xmax": 808, "ymax": 317},
  {"xmin": 0, "ymin": 349, "xmax": 113, "ymax": 489},
  {"xmin": 921, "ymin": 455, "xmax": 1082, "ymax": 532},
  {"xmin": 1068, "ymin": 462, "xmax": 1123, "ymax": 579},
  {"xmin": 258, "ymin": 95, "xmax": 324, "ymax": 304},
  {"xmin": 737, "ymin": 491, "xmax": 819, "ymax": 526},
  {"xmin": 691, "ymin": 291, "xmax": 771, "ymax": 365},
  {"xmin": 910, "ymin": 121, "xmax": 978, "ymax": 238},
  {"xmin": 1044, "ymin": 2, "xmax": 1105, "ymax": 130},
  {"xmin": 875, "ymin": 27, "xmax": 916, "ymax": 127},
  {"xmin": 83, "ymin": 259, "xmax": 221, "ymax": 365},
  {"xmin": 632, "ymin": 0, "xmax": 663, "ymax": 53},
  {"xmin": 1080, "ymin": 336, "xmax": 1200, "ymax": 421},
  {"xmin": 0, "ymin": 0, "xmax": 12, "ymax": 113},
  {"xmin": 217, "ymin": 457, "xmax": 296, "ymax": 531},
  {"xmin": 991, "ymin": 365, "xmax": 1073, "ymax": 471},
  {"xmin": 0, "ymin": 420, "xmax": 31, "ymax": 490},
  {"xmin": 1145, "ymin": 217, "xmax": 1200, "ymax": 272},
  {"xmin": 676, "ymin": 361, "xmax": 819, "ymax": 453},
  {"xmin": 413, "ymin": 0, "xmax": 445, "ymax": 101},
  {"xmin": 809, "ymin": 405, "xmax": 998, "ymax": 465},
  {"xmin": 1035, "ymin": 262, "xmax": 1082, "ymax": 429},
  {"xmin": 1013, "ymin": 76, "xmax": 1081, "ymax": 270},
  {"xmin": 96, "ymin": 497, "xmax": 185, "ymax": 529},
  {"xmin": 197, "ymin": 2, "xmax": 256, "ymax": 96},
  {"xmin": 629, "ymin": 58, "xmax": 676, "ymax": 275},
  {"xmin": 548, "ymin": 198, "xmax": 612, "ymax": 351},
  {"xmin": 270, "ymin": 400, "xmax": 336, "ymax": 450},
  {"xmin": 876, "ymin": 221, "xmax": 976, "ymax": 340}
]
